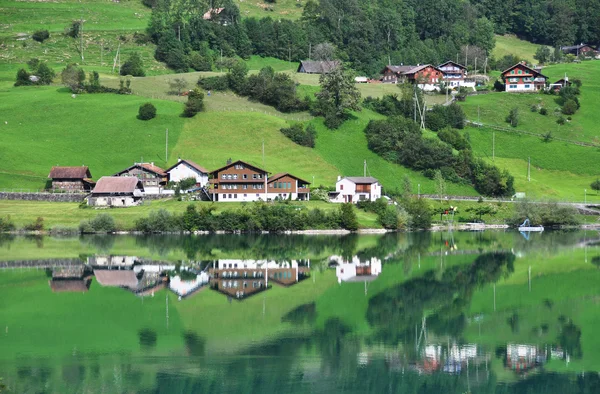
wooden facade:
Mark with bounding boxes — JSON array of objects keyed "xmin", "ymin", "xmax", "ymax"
[
  {"xmin": 267, "ymin": 173, "xmax": 311, "ymax": 201},
  {"xmin": 114, "ymin": 163, "xmax": 168, "ymax": 190},
  {"xmin": 381, "ymin": 65, "xmax": 443, "ymax": 85},
  {"xmin": 501, "ymin": 63, "xmax": 547, "ymax": 92},
  {"xmin": 209, "ymin": 160, "xmax": 269, "ymax": 202},
  {"xmin": 438, "ymin": 61, "xmax": 467, "ymax": 87},
  {"xmin": 48, "ymin": 166, "xmax": 95, "ymax": 192}
]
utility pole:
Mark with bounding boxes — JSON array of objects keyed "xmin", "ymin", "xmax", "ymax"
[{"xmin": 465, "ymin": 45, "xmax": 468, "ymax": 67}]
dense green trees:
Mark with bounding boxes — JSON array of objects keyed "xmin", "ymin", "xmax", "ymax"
[
  {"xmin": 120, "ymin": 52, "xmax": 145, "ymax": 77},
  {"xmin": 280, "ymin": 123, "xmax": 317, "ymax": 147},
  {"xmin": 182, "ymin": 88, "xmax": 204, "ymax": 117},
  {"xmin": 315, "ymin": 66, "xmax": 361, "ymax": 128}
]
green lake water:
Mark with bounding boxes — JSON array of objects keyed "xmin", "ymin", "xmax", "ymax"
[{"xmin": 1, "ymin": 230, "xmax": 600, "ymax": 393}]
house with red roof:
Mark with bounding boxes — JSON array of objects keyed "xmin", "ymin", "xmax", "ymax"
[
  {"xmin": 114, "ymin": 162, "xmax": 168, "ymax": 194},
  {"xmin": 501, "ymin": 63, "xmax": 547, "ymax": 92}
]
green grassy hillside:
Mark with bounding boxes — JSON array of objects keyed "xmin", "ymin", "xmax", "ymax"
[{"xmin": 493, "ymin": 35, "xmax": 549, "ymax": 63}]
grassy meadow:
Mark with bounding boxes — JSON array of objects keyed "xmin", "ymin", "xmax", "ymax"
[{"xmin": 492, "ymin": 34, "xmax": 549, "ymax": 63}]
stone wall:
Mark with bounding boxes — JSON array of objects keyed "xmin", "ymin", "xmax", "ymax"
[{"xmin": 0, "ymin": 192, "xmax": 86, "ymax": 203}]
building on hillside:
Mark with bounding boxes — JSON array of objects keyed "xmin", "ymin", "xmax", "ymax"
[
  {"xmin": 166, "ymin": 158, "xmax": 209, "ymax": 187},
  {"xmin": 329, "ymin": 176, "xmax": 382, "ymax": 204},
  {"xmin": 331, "ymin": 256, "xmax": 382, "ymax": 283},
  {"xmin": 209, "ymin": 160, "xmax": 269, "ymax": 202},
  {"xmin": 297, "ymin": 60, "xmax": 341, "ymax": 74},
  {"xmin": 505, "ymin": 344, "xmax": 546, "ymax": 373},
  {"xmin": 267, "ymin": 173, "xmax": 311, "ymax": 201},
  {"xmin": 49, "ymin": 265, "xmax": 91, "ymax": 293},
  {"xmin": 114, "ymin": 162, "xmax": 168, "ymax": 194},
  {"xmin": 48, "ymin": 166, "xmax": 95, "ymax": 192},
  {"xmin": 87, "ymin": 176, "xmax": 144, "ymax": 207},
  {"xmin": 560, "ymin": 44, "xmax": 598, "ymax": 57},
  {"xmin": 87, "ymin": 255, "xmax": 138, "ymax": 268},
  {"xmin": 203, "ymin": 7, "xmax": 224, "ymax": 20},
  {"xmin": 501, "ymin": 63, "xmax": 547, "ymax": 92},
  {"xmin": 380, "ymin": 64, "xmax": 444, "ymax": 91},
  {"xmin": 438, "ymin": 61, "xmax": 476, "ymax": 89},
  {"xmin": 550, "ymin": 76, "xmax": 573, "ymax": 92}
]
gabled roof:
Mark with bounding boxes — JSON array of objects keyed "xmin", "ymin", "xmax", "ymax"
[
  {"xmin": 94, "ymin": 270, "xmax": 138, "ymax": 288},
  {"xmin": 210, "ymin": 160, "xmax": 269, "ymax": 176},
  {"xmin": 92, "ymin": 177, "xmax": 143, "ymax": 194},
  {"xmin": 501, "ymin": 63, "xmax": 548, "ymax": 79},
  {"xmin": 166, "ymin": 159, "xmax": 209, "ymax": 174},
  {"xmin": 49, "ymin": 278, "xmax": 91, "ymax": 292},
  {"xmin": 114, "ymin": 163, "xmax": 167, "ymax": 177},
  {"xmin": 560, "ymin": 44, "xmax": 596, "ymax": 51},
  {"xmin": 268, "ymin": 172, "xmax": 310, "ymax": 184},
  {"xmin": 341, "ymin": 176, "xmax": 379, "ymax": 184},
  {"xmin": 439, "ymin": 60, "xmax": 467, "ymax": 70},
  {"xmin": 48, "ymin": 166, "xmax": 91, "ymax": 179},
  {"xmin": 382, "ymin": 64, "xmax": 441, "ymax": 76},
  {"xmin": 298, "ymin": 60, "xmax": 341, "ymax": 74},
  {"xmin": 403, "ymin": 64, "xmax": 441, "ymax": 75}
]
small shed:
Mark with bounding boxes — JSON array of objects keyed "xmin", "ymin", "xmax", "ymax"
[
  {"xmin": 88, "ymin": 176, "xmax": 144, "ymax": 207},
  {"xmin": 297, "ymin": 60, "xmax": 341, "ymax": 74},
  {"xmin": 48, "ymin": 166, "xmax": 95, "ymax": 192}
]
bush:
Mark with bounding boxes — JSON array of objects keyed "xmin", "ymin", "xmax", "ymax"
[
  {"xmin": 403, "ymin": 198, "xmax": 432, "ymax": 230},
  {"xmin": 135, "ymin": 209, "xmax": 179, "ymax": 232},
  {"xmin": 556, "ymin": 116, "xmax": 566, "ymax": 125},
  {"xmin": 0, "ymin": 216, "xmax": 15, "ymax": 232},
  {"xmin": 540, "ymin": 107, "xmax": 548, "ymax": 115},
  {"xmin": 510, "ymin": 200, "xmax": 579, "ymax": 227},
  {"xmin": 505, "ymin": 107, "xmax": 519, "ymax": 127},
  {"xmin": 65, "ymin": 21, "xmax": 81, "ymax": 38},
  {"xmin": 562, "ymin": 99, "xmax": 578, "ymax": 115},
  {"xmin": 189, "ymin": 52, "xmax": 212, "ymax": 71},
  {"xmin": 437, "ymin": 127, "xmax": 470, "ymax": 150},
  {"xmin": 120, "ymin": 52, "xmax": 145, "ymax": 77},
  {"xmin": 79, "ymin": 213, "xmax": 116, "ymax": 233},
  {"xmin": 14, "ymin": 68, "xmax": 33, "ymax": 86},
  {"xmin": 32, "ymin": 30, "xmax": 50, "ymax": 43},
  {"xmin": 138, "ymin": 102, "xmax": 157, "ymax": 120},
  {"xmin": 280, "ymin": 123, "xmax": 317, "ymax": 148},
  {"xmin": 23, "ymin": 217, "xmax": 44, "ymax": 231},
  {"xmin": 182, "ymin": 88, "xmax": 204, "ymax": 117},
  {"xmin": 339, "ymin": 203, "xmax": 359, "ymax": 231},
  {"xmin": 530, "ymin": 104, "xmax": 538, "ymax": 113}
]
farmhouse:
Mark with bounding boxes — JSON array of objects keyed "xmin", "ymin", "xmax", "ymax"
[
  {"xmin": 501, "ymin": 63, "xmax": 547, "ymax": 92},
  {"xmin": 48, "ymin": 166, "xmax": 95, "ymax": 192},
  {"xmin": 267, "ymin": 173, "xmax": 311, "ymax": 201},
  {"xmin": 380, "ymin": 64, "xmax": 444, "ymax": 91},
  {"xmin": 560, "ymin": 44, "xmax": 598, "ymax": 57},
  {"xmin": 209, "ymin": 160, "xmax": 269, "ymax": 202},
  {"xmin": 329, "ymin": 176, "xmax": 381, "ymax": 204},
  {"xmin": 297, "ymin": 60, "xmax": 341, "ymax": 74},
  {"xmin": 88, "ymin": 176, "xmax": 144, "ymax": 207},
  {"xmin": 166, "ymin": 158, "xmax": 209, "ymax": 187},
  {"xmin": 438, "ymin": 61, "xmax": 475, "ymax": 89},
  {"xmin": 332, "ymin": 256, "xmax": 382, "ymax": 283},
  {"xmin": 114, "ymin": 162, "xmax": 168, "ymax": 194}
]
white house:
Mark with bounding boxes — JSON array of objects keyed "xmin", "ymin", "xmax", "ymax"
[
  {"xmin": 87, "ymin": 177, "xmax": 144, "ymax": 207},
  {"xmin": 332, "ymin": 256, "xmax": 382, "ymax": 283},
  {"xmin": 166, "ymin": 158, "xmax": 209, "ymax": 187},
  {"xmin": 330, "ymin": 176, "xmax": 381, "ymax": 203}
]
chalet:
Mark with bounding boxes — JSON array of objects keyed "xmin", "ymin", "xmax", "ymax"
[
  {"xmin": 209, "ymin": 160, "xmax": 269, "ymax": 202},
  {"xmin": 329, "ymin": 176, "xmax": 382, "ymax": 204},
  {"xmin": 87, "ymin": 176, "xmax": 144, "ymax": 207},
  {"xmin": 332, "ymin": 256, "xmax": 382, "ymax": 283},
  {"xmin": 114, "ymin": 162, "xmax": 167, "ymax": 194},
  {"xmin": 166, "ymin": 158, "xmax": 209, "ymax": 187},
  {"xmin": 560, "ymin": 44, "xmax": 598, "ymax": 57},
  {"xmin": 438, "ymin": 61, "xmax": 475, "ymax": 88},
  {"xmin": 267, "ymin": 173, "xmax": 310, "ymax": 201},
  {"xmin": 501, "ymin": 63, "xmax": 547, "ymax": 92},
  {"xmin": 297, "ymin": 60, "xmax": 341, "ymax": 74},
  {"xmin": 381, "ymin": 64, "xmax": 444, "ymax": 90},
  {"xmin": 48, "ymin": 166, "xmax": 95, "ymax": 192}
]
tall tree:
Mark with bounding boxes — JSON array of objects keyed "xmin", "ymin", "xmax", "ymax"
[{"xmin": 315, "ymin": 65, "xmax": 361, "ymax": 129}]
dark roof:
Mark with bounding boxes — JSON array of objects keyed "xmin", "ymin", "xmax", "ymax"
[
  {"xmin": 560, "ymin": 44, "xmax": 596, "ymax": 51},
  {"xmin": 94, "ymin": 270, "xmax": 138, "ymax": 288},
  {"xmin": 49, "ymin": 278, "xmax": 91, "ymax": 292},
  {"xmin": 403, "ymin": 64, "xmax": 441, "ymax": 75},
  {"xmin": 114, "ymin": 163, "xmax": 167, "ymax": 177},
  {"xmin": 268, "ymin": 172, "xmax": 311, "ymax": 184},
  {"xmin": 342, "ymin": 176, "xmax": 379, "ymax": 184},
  {"xmin": 48, "ymin": 166, "xmax": 91, "ymax": 179},
  {"xmin": 166, "ymin": 159, "xmax": 209, "ymax": 174},
  {"xmin": 384, "ymin": 65, "xmax": 417, "ymax": 74},
  {"xmin": 439, "ymin": 61, "xmax": 467, "ymax": 70},
  {"xmin": 298, "ymin": 60, "xmax": 341, "ymax": 74},
  {"xmin": 92, "ymin": 177, "xmax": 143, "ymax": 194},
  {"xmin": 501, "ymin": 63, "xmax": 548, "ymax": 79},
  {"xmin": 210, "ymin": 160, "xmax": 269, "ymax": 176}
]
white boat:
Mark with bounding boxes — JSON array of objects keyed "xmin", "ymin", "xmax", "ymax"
[{"xmin": 518, "ymin": 219, "xmax": 544, "ymax": 232}]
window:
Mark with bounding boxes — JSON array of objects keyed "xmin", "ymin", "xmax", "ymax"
[
  {"xmin": 525, "ymin": 84, "xmax": 531, "ymax": 88},
  {"xmin": 227, "ymin": 174, "xmax": 233, "ymax": 180},
  {"xmin": 511, "ymin": 70, "xmax": 515, "ymax": 74},
  {"xmin": 221, "ymin": 174, "xmax": 226, "ymax": 179},
  {"xmin": 252, "ymin": 174, "xmax": 257, "ymax": 179},
  {"xmin": 233, "ymin": 174, "xmax": 238, "ymax": 180},
  {"xmin": 518, "ymin": 70, "xmax": 522, "ymax": 74},
  {"xmin": 243, "ymin": 174, "xmax": 247, "ymax": 179},
  {"xmin": 244, "ymin": 194, "xmax": 247, "ymax": 197},
  {"xmin": 243, "ymin": 185, "xmax": 247, "ymax": 190},
  {"xmin": 509, "ymin": 85, "xmax": 517, "ymax": 89},
  {"xmin": 288, "ymin": 182, "xmax": 291, "ymax": 189},
  {"xmin": 340, "ymin": 184, "xmax": 344, "ymax": 190},
  {"xmin": 229, "ymin": 194, "xmax": 232, "ymax": 198},
  {"xmin": 234, "ymin": 194, "xmax": 238, "ymax": 198}
]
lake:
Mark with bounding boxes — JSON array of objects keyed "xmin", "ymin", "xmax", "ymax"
[{"xmin": 0, "ymin": 230, "xmax": 599, "ymax": 393}]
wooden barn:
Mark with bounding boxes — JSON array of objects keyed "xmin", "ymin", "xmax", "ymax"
[{"xmin": 48, "ymin": 166, "xmax": 95, "ymax": 192}]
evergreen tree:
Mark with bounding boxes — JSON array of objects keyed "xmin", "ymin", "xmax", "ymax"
[
  {"xmin": 315, "ymin": 65, "xmax": 361, "ymax": 129},
  {"xmin": 120, "ymin": 52, "xmax": 145, "ymax": 76}
]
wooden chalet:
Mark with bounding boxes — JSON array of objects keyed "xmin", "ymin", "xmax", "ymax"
[
  {"xmin": 267, "ymin": 173, "xmax": 310, "ymax": 201},
  {"xmin": 88, "ymin": 176, "xmax": 144, "ymax": 207},
  {"xmin": 560, "ymin": 44, "xmax": 598, "ymax": 57},
  {"xmin": 209, "ymin": 160, "xmax": 269, "ymax": 202},
  {"xmin": 501, "ymin": 63, "xmax": 547, "ymax": 92},
  {"xmin": 114, "ymin": 162, "xmax": 167, "ymax": 193},
  {"xmin": 48, "ymin": 166, "xmax": 95, "ymax": 192},
  {"xmin": 381, "ymin": 64, "xmax": 443, "ymax": 85},
  {"xmin": 438, "ymin": 61, "xmax": 467, "ymax": 87},
  {"xmin": 297, "ymin": 60, "xmax": 341, "ymax": 74}
]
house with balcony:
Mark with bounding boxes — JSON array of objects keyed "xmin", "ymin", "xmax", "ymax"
[
  {"xmin": 113, "ymin": 162, "xmax": 168, "ymax": 194},
  {"xmin": 329, "ymin": 176, "xmax": 381, "ymax": 203},
  {"xmin": 209, "ymin": 160, "xmax": 269, "ymax": 202},
  {"xmin": 381, "ymin": 64, "xmax": 444, "ymax": 91},
  {"xmin": 267, "ymin": 173, "xmax": 311, "ymax": 201},
  {"xmin": 501, "ymin": 63, "xmax": 547, "ymax": 92},
  {"xmin": 438, "ymin": 61, "xmax": 476, "ymax": 89}
]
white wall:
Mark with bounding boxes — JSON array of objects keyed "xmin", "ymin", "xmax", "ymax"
[
  {"xmin": 214, "ymin": 192, "xmax": 267, "ymax": 202},
  {"xmin": 217, "ymin": 260, "xmax": 299, "ymax": 269},
  {"xmin": 332, "ymin": 179, "xmax": 381, "ymax": 203},
  {"xmin": 88, "ymin": 196, "xmax": 137, "ymax": 207},
  {"xmin": 168, "ymin": 162, "xmax": 209, "ymax": 186}
]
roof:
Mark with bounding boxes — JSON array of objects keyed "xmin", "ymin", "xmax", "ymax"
[
  {"xmin": 341, "ymin": 176, "xmax": 379, "ymax": 184},
  {"xmin": 166, "ymin": 159, "xmax": 209, "ymax": 174},
  {"xmin": 342, "ymin": 275, "xmax": 380, "ymax": 283},
  {"xmin": 298, "ymin": 60, "xmax": 341, "ymax": 74},
  {"xmin": 268, "ymin": 172, "xmax": 310, "ymax": 184},
  {"xmin": 48, "ymin": 166, "xmax": 91, "ymax": 179},
  {"xmin": 49, "ymin": 279, "xmax": 91, "ymax": 292},
  {"xmin": 114, "ymin": 163, "xmax": 167, "ymax": 177},
  {"xmin": 92, "ymin": 177, "xmax": 142, "ymax": 194},
  {"xmin": 501, "ymin": 63, "xmax": 548, "ymax": 78},
  {"xmin": 210, "ymin": 160, "xmax": 269, "ymax": 176},
  {"xmin": 403, "ymin": 64, "xmax": 440, "ymax": 75},
  {"xmin": 383, "ymin": 64, "xmax": 441, "ymax": 76},
  {"xmin": 560, "ymin": 44, "xmax": 596, "ymax": 51},
  {"xmin": 439, "ymin": 60, "xmax": 467, "ymax": 70},
  {"xmin": 203, "ymin": 7, "xmax": 224, "ymax": 20},
  {"xmin": 94, "ymin": 270, "xmax": 138, "ymax": 288}
]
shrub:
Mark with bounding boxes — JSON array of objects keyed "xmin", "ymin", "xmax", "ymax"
[
  {"xmin": 24, "ymin": 217, "xmax": 44, "ymax": 231},
  {"xmin": 403, "ymin": 198, "xmax": 432, "ymax": 230},
  {"xmin": 138, "ymin": 102, "xmax": 157, "ymax": 120},
  {"xmin": 189, "ymin": 52, "xmax": 212, "ymax": 71},
  {"xmin": 79, "ymin": 213, "xmax": 116, "ymax": 233},
  {"xmin": 590, "ymin": 179, "xmax": 600, "ymax": 194},
  {"xmin": 14, "ymin": 68, "xmax": 32, "ymax": 86},
  {"xmin": 509, "ymin": 200, "xmax": 579, "ymax": 227},
  {"xmin": 530, "ymin": 104, "xmax": 538, "ymax": 113},
  {"xmin": 32, "ymin": 30, "xmax": 50, "ymax": 43},
  {"xmin": 0, "ymin": 216, "xmax": 15, "ymax": 232},
  {"xmin": 120, "ymin": 52, "xmax": 145, "ymax": 77},
  {"xmin": 562, "ymin": 99, "xmax": 578, "ymax": 115},
  {"xmin": 135, "ymin": 209, "xmax": 179, "ymax": 232},
  {"xmin": 280, "ymin": 124, "xmax": 317, "ymax": 148},
  {"xmin": 198, "ymin": 76, "xmax": 229, "ymax": 91},
  {"xmin": 378, "ymin": 205, "xmax": 410, "ymax": 230},
  {"xmin": 339, "ymin": 203, "xmax": 359, "ymax": 231},
  {"xmin": 556, "ymin": 116, "xmax": 566, "ymax": 125},
  {"xmin": 540, "ymin": 107, "xmax": 548, "ymax": 115},
  {"xmin": 182, "ymin": 88, "xmax": 204, "ymax": 117},
  {"xmin": 505, "ymin": 107, "xmax": 519, "ymax": 127},
  {"xmin": 65, "ymin": 21, "xmax": 81, "ymax": 38}
]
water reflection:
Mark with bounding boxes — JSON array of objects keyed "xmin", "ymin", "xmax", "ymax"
[{"xmin": 1, "ymin": 231, "xmax": 600, "ymax": 393}]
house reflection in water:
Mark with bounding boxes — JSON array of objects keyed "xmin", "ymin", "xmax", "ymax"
[
  {"xmin": 49, "ymin": 266, "xmax": 91, "ymax": 293},
  {"xmin": 332, "ymin": 256, "xmax": 382, "ymax": 283},
  {"xmin": 505, "ymin": 343, "xmax": 547, "ymax": 373},
  {"xmin": 209, "ymin": 259, "xmax": 310, "ymax": 300}
]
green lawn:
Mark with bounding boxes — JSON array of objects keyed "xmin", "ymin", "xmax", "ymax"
[{"xmin": 493, "ymin": 34, "xmax": 549, "ymax": 63}]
